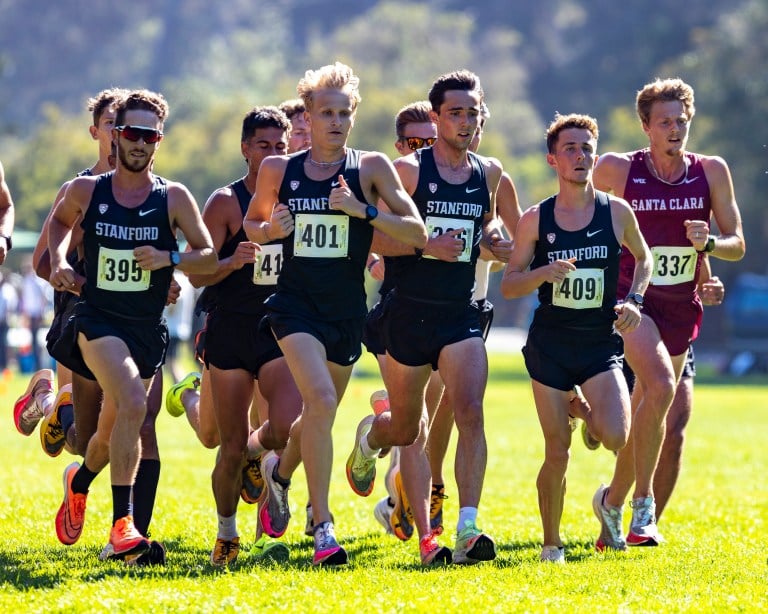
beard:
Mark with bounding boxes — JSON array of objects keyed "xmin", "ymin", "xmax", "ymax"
[{"xmin": 117, "ymin": 145, "xmax": 152, "ymax": 173}]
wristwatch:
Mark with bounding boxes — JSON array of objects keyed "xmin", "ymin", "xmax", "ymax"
[
  {"xmin": 169, "ymin": 251, "xmax": 181, "ymax": 267},
  {"xmin": 626, "ymin": 293, "xmax": 644, "ymax": 309},
  {"xmin": 365, "ymin": 204, "xmax": 379, "ymax": 222},
  {"xmin": 697, "ymin": 235, "xmax": 716, "ymax": 253}
]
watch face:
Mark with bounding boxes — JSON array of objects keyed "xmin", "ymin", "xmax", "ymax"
[{"xmin": 366, "ymin": 205, "xmax": 378, "ymax": 221}]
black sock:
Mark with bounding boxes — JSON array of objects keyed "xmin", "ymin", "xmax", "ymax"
[
  {"xmin": 112, "ymin": 485, "xmax": 133, "ymax": 525},
  {"xmin": 132, "ymin": 459, "xmax": 160, "ymax": 537},
  {"xmin": 272, "ymin": 462, "xmax": 290, "ymax": 488},
  {"xmin": 71, "ymin": 463, "xmax": 99, "ymax": 495},
  {"xmin": 60, "ymin": 404, "xmax": 75, "ymax": 439}
]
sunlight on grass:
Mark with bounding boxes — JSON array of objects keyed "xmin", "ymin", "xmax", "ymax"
[{"xmin": 0, "ymin": 353, "xmax": 766, "ymax": 612}]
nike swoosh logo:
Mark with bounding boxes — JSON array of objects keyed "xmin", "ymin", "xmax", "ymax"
[
  {"xmin": 586, "ymin": 229, "xmax": 602, "ymax": 238},
  {"xmin": 465, "ymin": 187, "xmax": 480, "ymax": 194},
  {"xmin": 331, "ymin": 181, "xmax": 340, "ymax": 187},
  {"xmin": 138, "ymin": 209, "xmax": 156, "ymax": 217},
  {"xmin": 683, "ymin": 176, "xmax": 699, "ymax": 184},
  {"xmin": 469, "ymin": 328, "xmax": 481, "ymax": 333}
]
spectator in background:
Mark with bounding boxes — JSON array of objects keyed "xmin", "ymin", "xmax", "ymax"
[
  {"xmin": 19, "ymin": 257, "xmax": 50, "ymax": 371},
  {"xmin": 0, "ymin": 269, "xmax": 18, "ymax": 371},
  {"xmin": 0, "ymin": 160, "xmax": 14, "ymax": 265}
]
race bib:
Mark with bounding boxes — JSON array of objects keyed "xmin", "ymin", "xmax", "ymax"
[
  {"xmin": 424, "ymin": 216, "xmax": 474, "ymax": 263},
  {"xmin": 650, "ymin": 246, "xmax": 697, "ymax": 286},
  {"xmin": 552, "ymin": 268, "xmax": 604, "ymax": 309},
  {"xmin": 253, "ymin": 243, "xmax": 283, "ymax": 285},
  {"xmin": 97, "ymin": 247, "xmax": 150, "ymax": 291},
  {"xmin": 293, "ymin": 213, "xmax": 349, "ymax": 258}
]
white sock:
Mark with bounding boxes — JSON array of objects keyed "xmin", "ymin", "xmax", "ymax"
[
  {"xmin": 360, "ymin": 431, "xmax": 380, "ymax": 459},
  {"xmin": 248, "ymin": 429, "xmax": 266, "ymax": 457},
  {"xmin": 217, "ymin": 513, "xmax": 238, "ymax": 540},
  {"xmin": 458, "ymin": 507, "xmax": 478, "ymax": 531}
]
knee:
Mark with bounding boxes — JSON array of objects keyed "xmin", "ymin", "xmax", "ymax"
[
  {"xmin": 198, "ymin": 429, "xmax": 219, "ymax": 450},
  {"xmin": 391, "ymin": 419, "xmax": 422, "ymax": 447},
  {"xmin": 543, "ymin": 445, "xmax": 570, "ymax": 473},
  {"xmin": 453, "ymin": 399, "xmax": 484, "ymax": 433},
  {"xmin": 601, "ymin": 428, "xmax": 629, "ymax": 453}
]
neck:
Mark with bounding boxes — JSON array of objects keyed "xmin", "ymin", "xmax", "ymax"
[
  {"xmin": 555, "ymin": 181, "xmax": 595, "ymax": 209},
  {"xmin": 432, "ymin": 141, "xmax": 469, "ymax": 170},
  {"xmin": 308, "ymin": 146, "xmax": 346, "ymax": 166},
  {"xmin": 647, "ymin": 147, "xmax": 687, "ymax": 183}
]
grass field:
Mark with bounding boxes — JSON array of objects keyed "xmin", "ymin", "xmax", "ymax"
[{"xmin": 0, "ymin": 352, "xmax": 765, "ymax": 613}]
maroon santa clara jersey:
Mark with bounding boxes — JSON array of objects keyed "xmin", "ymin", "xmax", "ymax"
[{"xmin": 619, "ymin": 149, "xmax": 711, "ymax": 301}]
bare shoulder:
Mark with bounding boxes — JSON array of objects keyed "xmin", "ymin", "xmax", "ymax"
[
  {"xmin": 594, "ymin": 151, "xmax": 632, "ymax": 194},
  {"xmin": 607, "ymin": 194, "xmax": 633, "ymax": 218},
  {"xmin": 698, "ymin": 153, "xmax": 731, "ymax": 179}
]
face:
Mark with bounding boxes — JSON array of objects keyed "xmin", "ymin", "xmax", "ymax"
[
  {"xmin": 432, "ymin": 89, "xmax": 481, "ymax": 152},
  {"xmin": 242, "ymin": 126, "xmax": 288, "ymax": 174},
  {"xmin": 114, "ymin": 109, "xmax": 163, "ymax": 173},
  {"xmin": 395, "ymin": 121, "xmax": 437, "ymax": 157},
  {"xmin": 546, "ymin": 127, "xmax": 597, "ymax": 185},
  {"xmin": 307, "ymin": 88, "xmax": 356, "ymax": 149},
  {"xmin": 643, "ymin": 100, "xmax": 690, "ymax": 156},
  {"xmin": 287, "ymin": 114, "xmax": 311, "ymax": 153},
  {"xmin": 90, "ymin": 104, "xmax": 118, "ymax": 156},
  {"xmin": 470, "ymin": 118, "xmax": 486, "ymax": 153}
]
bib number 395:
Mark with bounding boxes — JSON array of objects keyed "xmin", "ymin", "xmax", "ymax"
[{"xmin": 97, "ymin": 247, "xmax": 150, "ymax": 291}]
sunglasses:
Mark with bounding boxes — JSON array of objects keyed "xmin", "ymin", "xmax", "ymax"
[
  {"xmin": 401, "ymin": 136, "xmax": 436, "ymax": 151},
  {"xmin": 116, "ymin": 125, "xmax": 164, "ymax": 144}
]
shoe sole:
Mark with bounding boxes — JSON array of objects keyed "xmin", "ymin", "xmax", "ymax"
[
  {"xmin": 454, "ymin": 535, "xmax": 497, "ymax": 564},
  {"xmin": 240, "ymin": 457, "xmax": 264, "ymax": 505},
  {"xmin": 345, "ymin": 417, "xmax": 376, "ymax": 497},
  {"xmin": 55, "ymin": 462, "xmax": 84, "ymax": 545},
  {"xmin": 13, "ymin": 369, "xmax": 54, "ymax": 435},
  {"xmin": 254, "ymin": 542, "xmax": 290, "ymax": 563},
  {"xmin": 41, "ymin": 385, "xmax": 72, "ymax": 457},
  {"xmin": 313, "ymin": 546, "xmax": 348, "ymax": 566},
  {"xmin": 391, "ymin": 472, "xmax": 413, "ymax": 541},
  {"xmin": 626, "ymin": 533, "xmax": 660, "ymax": 547},
  {"xmin": 422, "ymin": 545, "xmax": 452, "ymax": 566},
  {"xmin": 259, "ymin": 455, "xmax": 290, "ymax": 538}
]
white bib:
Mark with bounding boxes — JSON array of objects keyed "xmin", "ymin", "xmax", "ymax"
[
  {"xmin": 253, "ymin": 244, "xmax": 283, "ymax": 285},
  {"xmin": 552, "ymin": 268, "xmax": 604, "ymax": 309},
  {"xmin": 293, "ymin": 213, "xmax": 349, "ymax": 258},
  {"xmin": 97, "ymin": 246, "xmax": 150, "ymax": 291},
  {"xmin": 650, "ymin": 245, "xmax": 697, "ymax": 286},
  {"xmin": 424, "ymin": 216, "xmax": 474, "ymax": 263}
]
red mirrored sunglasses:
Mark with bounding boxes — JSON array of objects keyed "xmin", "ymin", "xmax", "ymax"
[{"xmin": 116, "ymin": 125, "xmax": 163, "ymax": 144}]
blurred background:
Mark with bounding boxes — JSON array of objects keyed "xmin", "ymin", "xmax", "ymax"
[{"xmin": 1, "ymin": 0, "xmax": 766, "ymax": 374}]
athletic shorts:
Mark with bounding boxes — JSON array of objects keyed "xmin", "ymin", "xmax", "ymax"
[
  {"xmin": 362, "ymin": 299, "xmax": 386, "ymax": 357},
  {"xmin": 381, "ymin": 291, "xmax": 484, "ymax": 370},
  {"xmin": 49, "ymin": 302, "xmax": 168, "ymax": 381},
  {"xmin": 267, "ymin": 308, "xmax": 364, "ymax": 367},
  {"xmin": 204, "ymin": 309, "xmax": 282, "ymax": 377},
  {"xmin": 522, "ymin": 324, "xmax": 624, "ymax": 391},
  {"xmin": 46, "ymin": 291, "xmax": 80, "ymax": 350},
  {"xmin": 624, "ymin": 343, "xmax": 695, "ymax": 394},
  {"xmin": 619, "ymin": 282, "xmax": 703, "ymax": 356}
]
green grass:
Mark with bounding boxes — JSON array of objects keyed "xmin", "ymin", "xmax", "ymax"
[{"xmin": 0, "ymin": 352, "xmax": 766, "ymax": 613}]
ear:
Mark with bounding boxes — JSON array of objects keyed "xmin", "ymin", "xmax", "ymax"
[
  {"xmin": 395, "ymin": 140, "xmax": 408, "ymax": 156},
  {"xmin": 546, "ymin": 153, "xmax": 557, "ymax": 169},
  {"xmin": 89, "ymin": 125, "xmax": 99, "ymax": 141},
  {"xmin": 429, "ymin": 110, "xmax": 439, "ymax": 124}
]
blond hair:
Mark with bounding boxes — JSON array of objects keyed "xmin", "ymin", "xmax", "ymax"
[
  {"xmin": 296, "ymin": 62, "xmax": 361, "ymax": 110},
  {"xmin": 636, "ymin": 78, "xmax": 695, "ymax": 125}
]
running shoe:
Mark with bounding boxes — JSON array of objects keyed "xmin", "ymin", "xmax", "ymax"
[
  {"xmin": 540, "ymin": 545, "xmax": 565, "ymax": 564},
  {"xmin": 40, "ymin": 384, "xmax": 72, "ymax": 457},
  {"xmin": 419, "ymin": 528, "xmax": 452, "ymax": 566},
  {"xmin": 131, "ymin": 541, "xmax": 167, "ymax": 566},
  {"xmin": 370, "ymin": 389, "xmax": 389, "ymax": 415},
  {"xmin": 165, "ymin": 372, "xmax": 201, "ymax": 417},
  {"xmin": 210, "ymin": 536, "xmax": 240, "ymax": 567},
  {"xmin": 240, "ymin": 454, "xmax": 264, "ymax": 504},
  {"xmin": 430, "ymin": 485, "xmax": 447, "ymax": 532},
  {"xmin": 452, "ymin": 520, "xmax": 497, "ymax": 564},
  {"xmin": 383, "ymin": 445, "xmax": 400, "ymax": 499},
  {"xmin": 391, "ymin": 470, "xmax": 414, "ymax": 541},
  {"xmin": 345, "ymin": 414, "xmax": 377, "ymax": 496},
  {"xmin": 253, "ymin": 535, "xmax": 290, "ymax": 563},
  {"xmin": 109, "ymin": 515, "xmax": 150, "ymax": 558},
  {"xmin": 13, "ymin": 368, "xmax": 54, "ymax": 436},
  {"xmin": 581, "ymin": 420, "xmax": 601, "ymax": 451},
  {"xmin": 259, "ymin": 451, "xmax": 291, "ymax": 538},
  {"xmin": 627, "ymin": 496, "xmax": 663, "ymax": 546},
  {"xmin": 373, "ymin": 497, "xmax": 395, "ymax": 535},
  {"xmin": 312, "ymin": 521, "xmax": 348, "ymax": 566},
  {"xmin": 55, "ymin": 461, "xmax": 87, "ymax": 545},
  {"xmin": 304, "ymin": 503, "xmax": 334, "ymax": 537},
  {"xmin": 592, "ymin": 484, "xmax": 627, "ymax": 552}
]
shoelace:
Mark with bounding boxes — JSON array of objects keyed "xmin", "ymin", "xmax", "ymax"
[
  {"xmin": 315, "ymin": 523, "xmax": 337, "ymax": 549},
  {"xmin": 246, "ymin": 459, "xmax": 263, "ymax": 482},
  {"xmin": 631, "ymin": 501, "xmax": 655, "ymax": 527}
]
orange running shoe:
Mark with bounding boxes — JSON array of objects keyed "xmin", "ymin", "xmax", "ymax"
[
  {"xmin": 55, "ymin": 462, "xmax": 87, "ymax": 545},
  {"xmin": 109, "ymin": 516, "xmax": 150, "ymax": 558}
]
